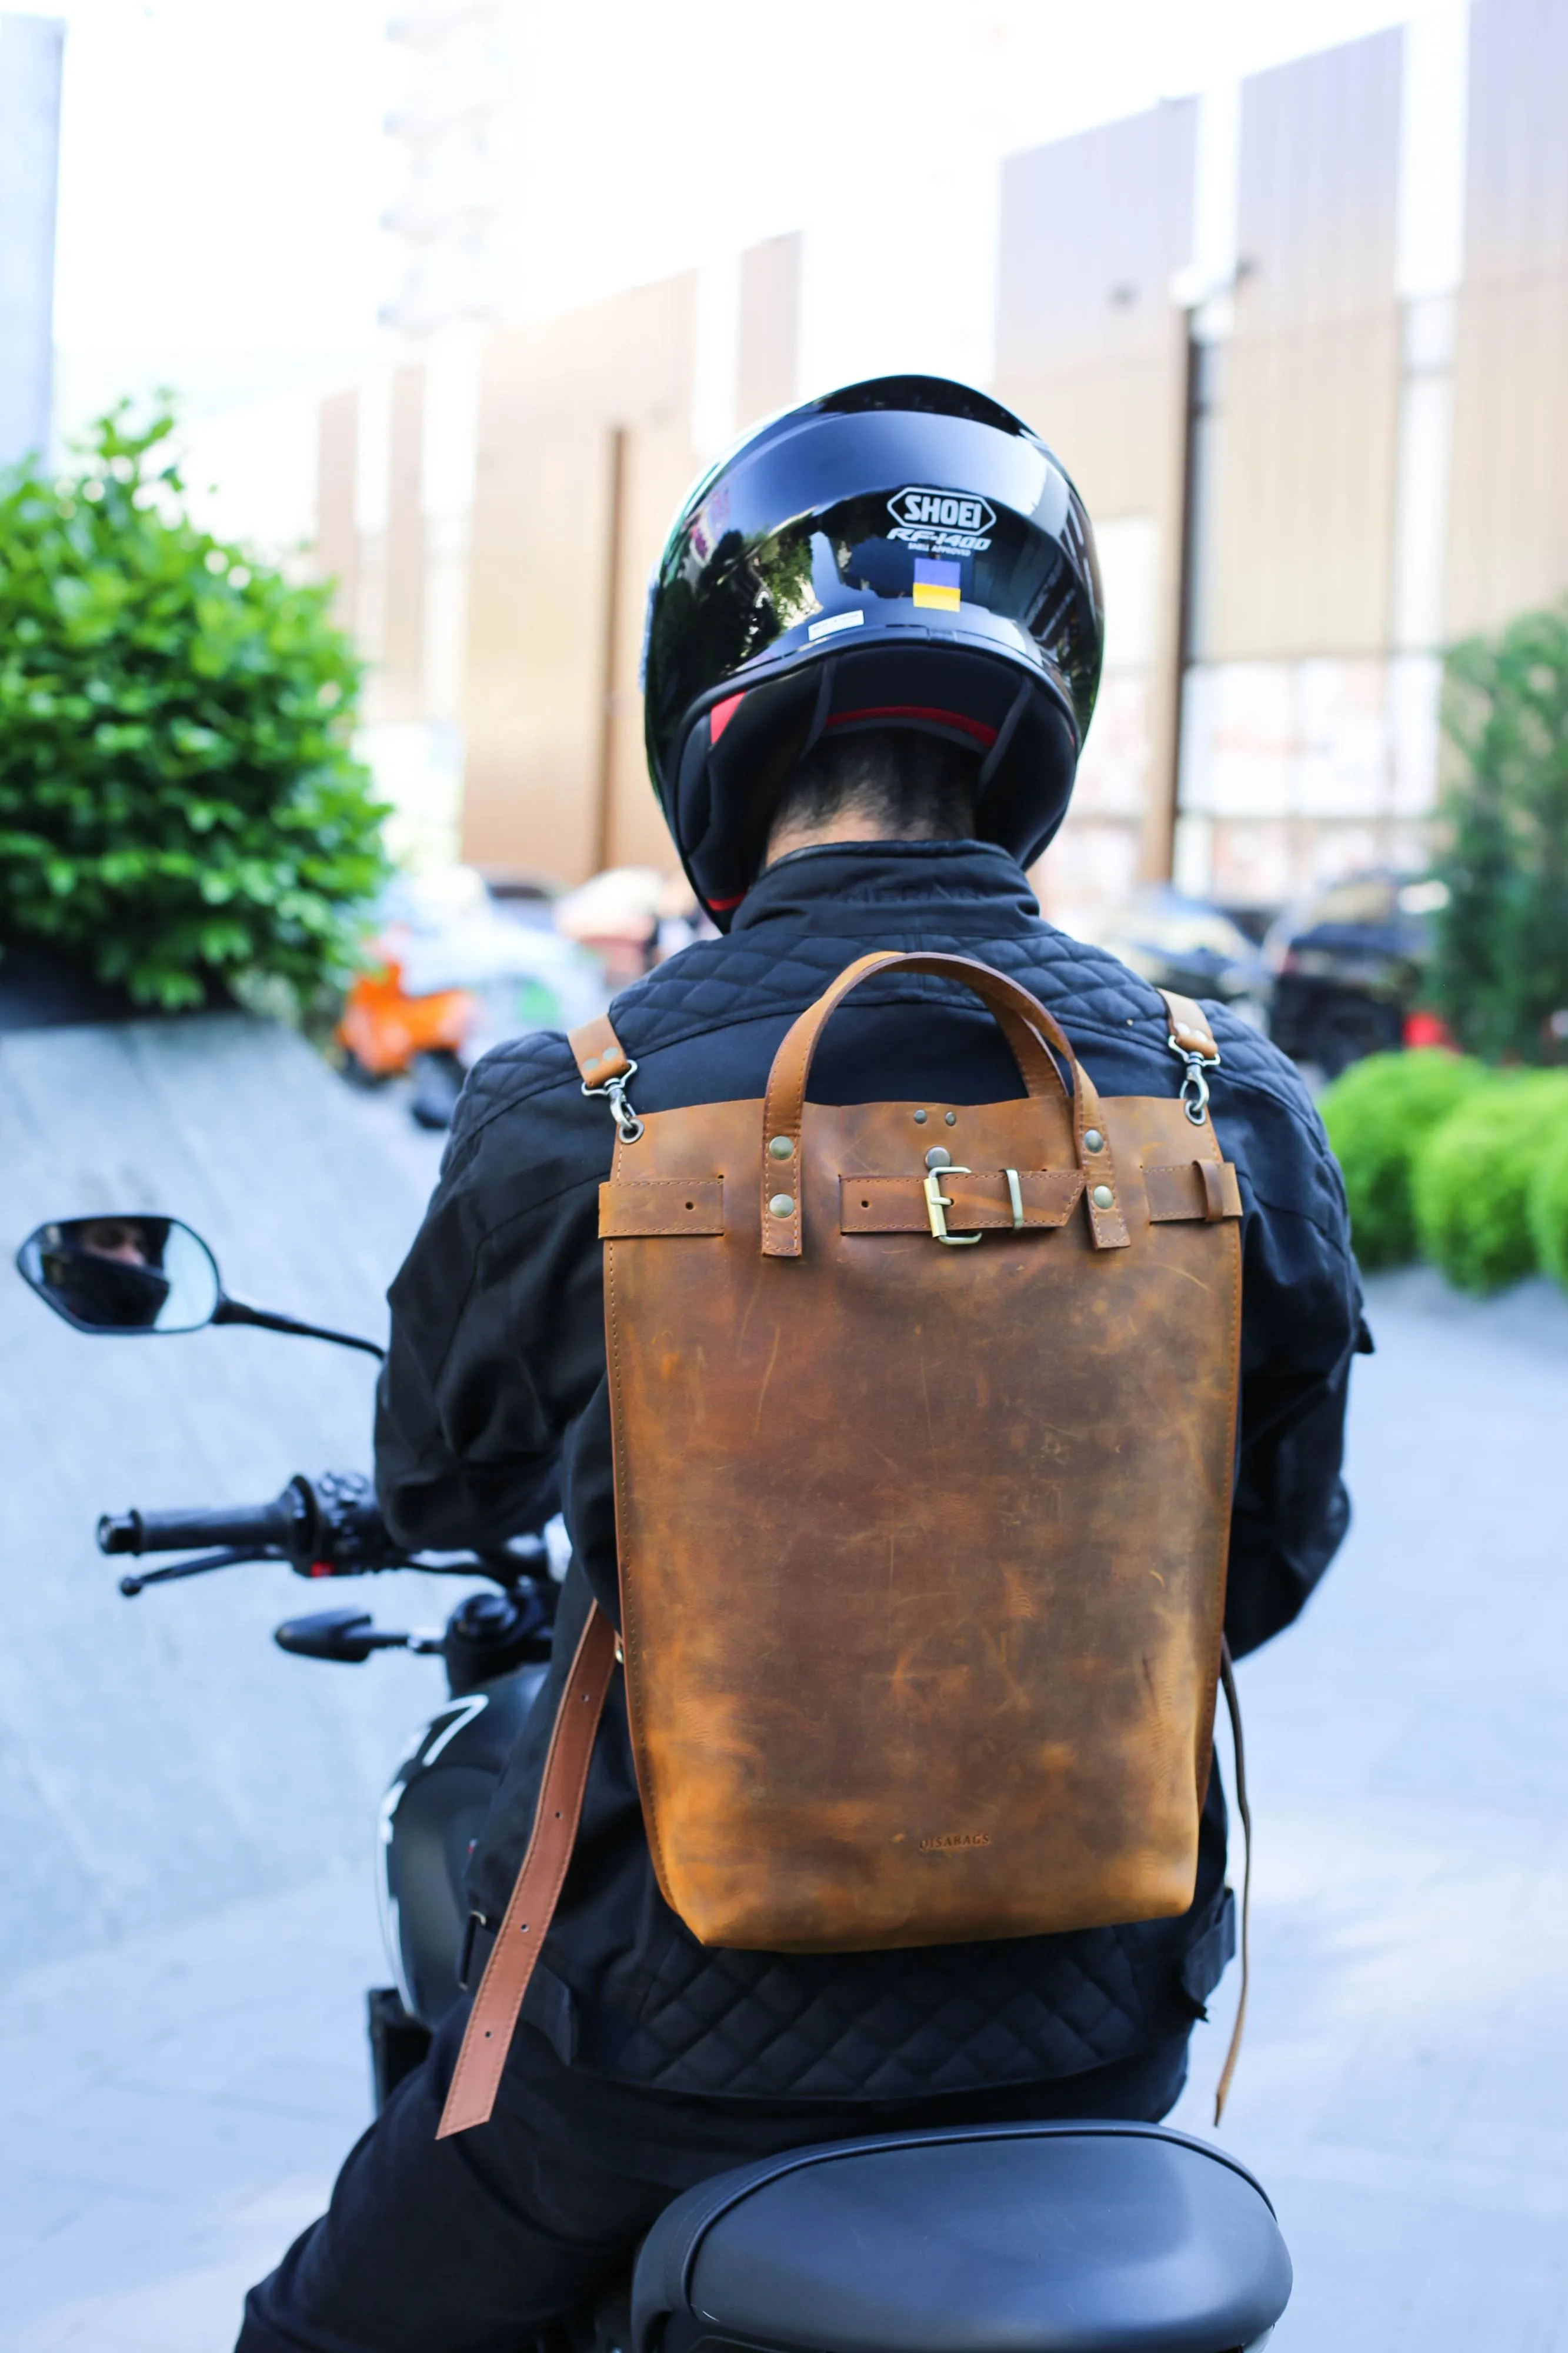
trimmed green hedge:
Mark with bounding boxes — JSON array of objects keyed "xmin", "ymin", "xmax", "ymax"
[
  {"xmin": 1319, "ymin": 1049, "xmax": 1489, "ymax": 1271},
  {"xmin": 0, "ymin": 405, "xmax": 389, "ymax": 1011},
  {"xmin": 1412, "ymin": 1072, "xmax": 1568, "ymax": 1293},
  {"xmin": 1528, "ymin": 1119, "xmax": 1568, "ymax": 1290}
]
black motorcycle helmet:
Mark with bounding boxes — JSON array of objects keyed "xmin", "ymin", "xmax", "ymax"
[
  {"xmin": 39, "ymin": 1219, "xmax": 173, "ymax": 1331},
  {"xmin": 641, "ymin": 374, "xmax": 1103, "ymax": 927}
]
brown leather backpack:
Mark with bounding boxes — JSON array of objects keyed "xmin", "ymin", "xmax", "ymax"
[{"xmin": 440, "ymin": 953, "xmax": 1249, "ymax": 2137}]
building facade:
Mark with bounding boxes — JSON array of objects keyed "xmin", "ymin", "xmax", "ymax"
[{"xmin": 315, "ymin": 0, "xmax": 1568, "ymax": 920}]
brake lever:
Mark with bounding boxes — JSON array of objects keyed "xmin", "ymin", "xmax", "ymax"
[{"xmin": 119, "ymin": 1547, "xmax": 285, "ymax": 1597}]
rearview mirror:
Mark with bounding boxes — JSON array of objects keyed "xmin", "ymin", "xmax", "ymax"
[{"xmin": 16, "ymin": 1216, "xmax": 222, "ymax": 1335}]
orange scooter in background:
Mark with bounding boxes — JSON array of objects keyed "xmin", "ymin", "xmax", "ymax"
[{"xmin": 338, "ymin": 961, "xmax": 473, "ymax": 1085}]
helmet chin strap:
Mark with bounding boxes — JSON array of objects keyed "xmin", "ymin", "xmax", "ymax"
[
  {"xmin": 799, "ymin": 654, "xmax": 839, "ymax": 761},
  {"xmin": 975, "ymin": 678, "xmax": 1033, "ymax": 792}
]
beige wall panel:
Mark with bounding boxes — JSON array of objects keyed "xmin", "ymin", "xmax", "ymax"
[
  {"xmin": 1002, "ymin": 335, "xmax": 1187, "ymax": 525},
  {"xmin": 1444, "ymin": 0, "xmax": 1568, "ymax": 636},
  {"xmin": 602, "ymin": 419, "xmax": 699, "ymax": 872},
  {"xmin": 1233, "ymin": 29, "xmax": 1402, "ymax": 328},
  {"xmin": 313, "ymin": 390, "xmax": 358, "ymax": 632},
  {"xmin": 376, "ymin": 365, "xmax": 425, "ymax": 724},
  {"xmin": 738, "ymin": 234, "xmax": 800, "ymax": 430},
  {"xmin": 463, "ymin": 358, "xmax": 613, "ymax": 881},
  {"xmin": 1206, "ymin": 35, "xmax": 1403, "ymax": 665},
  {"xmin": 996, "ymin": 104, "xmax": 1196, "ymax": 882},
  {"xmin": 1463, "ymin": 0, "xmax": 1568, "ymax": 288},
  {"xmin": 1207, "ymin": 317, "xmax": 1400, "ymax": 660},
  {"xmin": 462, "ymin": 275, "xmax": 698, "ymax": 881},
  {"xmin": 996, "ymin": 102, "xmax": 1197, "ymax": 378},
  {"xmin": 1446, "ymin": 274, "xmax": 1568, "ymax": 636}
]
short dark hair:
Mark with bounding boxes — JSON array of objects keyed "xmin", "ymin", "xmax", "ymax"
[{"xmin": 770, "ymin": 728, "xmax": 978, "ymax": 845}]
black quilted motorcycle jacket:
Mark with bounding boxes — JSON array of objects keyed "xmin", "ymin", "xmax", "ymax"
[{"xmin": 375, "ymin": 839, "xmax": 1365, "ymax": 2103}]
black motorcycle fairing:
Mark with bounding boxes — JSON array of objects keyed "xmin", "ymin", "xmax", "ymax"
[
  {"xmin": 379, "ymin": 1660, "xmax": 549, "ymax": 2028},
  {"xmin": 633, "ymin": 2121, "xmax": 1290, "ymax": 2353}
]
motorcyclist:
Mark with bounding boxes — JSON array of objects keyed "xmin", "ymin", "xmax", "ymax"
[
  {"xmin": 239, "ymin": 376, "xmax": 1363, "ymax": 2352},
  {"xmin": 40, "ymin": 1216, "xmax": 172, "ymax": 1330}
]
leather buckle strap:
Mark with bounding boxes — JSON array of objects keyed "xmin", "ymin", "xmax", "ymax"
[
  {"xmin": 1145, "ymin": 1161, "xmax": 1243, "ymax": 1224},
  {"xmin": 599, "ymin": 1178, "xmax": 724, "ymax": 1237},
  {"xmin": 840, "ymin": 1169, "xmax": 1084, "ymax": 1234},
  {"xmin": 436, "ymin": 1605, "xmax": 618, "ymax": 2138}
]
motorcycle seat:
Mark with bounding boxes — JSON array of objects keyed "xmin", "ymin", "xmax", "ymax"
[{"xmin": 630, "ymin": 2121, "xmax": 1291, "ymax": 2353}]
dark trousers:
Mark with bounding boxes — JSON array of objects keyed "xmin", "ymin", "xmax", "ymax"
[{"xmin": 238, "ymin": 2002, "xmax": 1190, "ymax": 2353}]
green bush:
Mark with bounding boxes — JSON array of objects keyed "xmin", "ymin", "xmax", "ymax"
[
  {"xmin": 1319, "ymin": 1049, "xmax": 1489, "ymax": 1270},
  {"xmin": 1431, "ymin": 601, "xmax": 1568, "ymax": 1065},
  {"xmin": 0, "ymin": 405, "xmax": 389, "ymax": 1010},
  {"xmin": 1412, "ymin": 1071, "xmax": 1568, "ymax": 1292},
  {"xmin": 1527, "ymin": 1118, "xmax": 1568, "ymax": 1291}
]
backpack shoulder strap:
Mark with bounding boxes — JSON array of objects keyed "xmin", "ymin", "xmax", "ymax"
[
  {"xmin": 436, "ymin": 1604, "xmax": 618, "ymax": 2137},
  {"xmin": 1213, "ymin": 1639, "xmax": 1252, "ymax": 2124}
]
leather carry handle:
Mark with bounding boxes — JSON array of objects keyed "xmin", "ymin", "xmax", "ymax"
[
  {"xmin": 436, "ymin": 1604, "xmax": 618, "ymax": 2138},
  {"xmin": 760, "ymin": 952, "xmax": 1129, "ymax": 1258}
]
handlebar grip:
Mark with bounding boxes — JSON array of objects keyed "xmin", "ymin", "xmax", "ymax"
[{"xmin": 97, "ymin": 1491, "xmax": 307, "ymax": 1558}]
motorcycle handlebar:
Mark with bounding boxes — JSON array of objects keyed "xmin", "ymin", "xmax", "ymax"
[
  {"xmin": 95, "ymin": 1469, "xmax": 545, "ymax": 1589},
  {"xmin": 98, "ymin": 1489, "xmax": 308, "ymax": 1559}
]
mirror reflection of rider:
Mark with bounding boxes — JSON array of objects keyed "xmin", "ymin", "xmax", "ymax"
[{"xmin": 42, "ymin": 1217, "xmax": 172, "ymax": 1331}]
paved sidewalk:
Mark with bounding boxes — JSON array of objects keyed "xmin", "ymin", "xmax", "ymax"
[
  {"xmin": 0, "ymin": 1871, "xmax": 381, "ymax": 2352},
  {"xmin": 1167, "ymin": 1268, "xmax": 1568, "ymax": 2348},
  {"xmin": 1, "ymin": 1265, "xmax": 1565, "ymax": 2349}
]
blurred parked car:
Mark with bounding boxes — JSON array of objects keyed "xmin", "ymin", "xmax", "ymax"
[
  {"xmin": 1263, "ymin": 872, "xmax": 1450, "ymax": 1078},
  {"xmin": 1086, "ymin": 887, "xmax": 1270, "ymax": 1027},
  {"xmin": 338, "ymin": 868, "xmax": 606, "ymax": 1128}
]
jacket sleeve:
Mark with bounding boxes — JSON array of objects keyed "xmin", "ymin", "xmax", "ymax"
[
  {"xmin": 373, "ymin": 1044, "xmax": 609, "ymax": 1555},
  {"xmin": 1223, "ymin": 1084, "xmax": 1367, "ymax": 1658}
]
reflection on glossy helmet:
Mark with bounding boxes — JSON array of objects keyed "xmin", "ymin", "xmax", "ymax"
[{"xmin": 641, "ymin": 374, "xmax": 1103, "ymax": 929}]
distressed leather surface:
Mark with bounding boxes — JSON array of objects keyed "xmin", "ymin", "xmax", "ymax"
[{"xmin": 603, "ymin": 958, "xmax": 1242, "ymax": 1955}]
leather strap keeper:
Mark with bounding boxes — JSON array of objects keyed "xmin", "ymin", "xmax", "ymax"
[
  {"xmin": 1157, "ymin": 988, "xmax": 1219, "ymax": 1062},
  {"xmin": 600, "ymin": 1179, "xmax": 725, "ymax": 1238},
  {"xmin": 569, "ymin": 1014, "xmax": 632, "ymax": 1088},
  {"xmin": 840, "ymin": 1169, "xmax": 1084, "ymax": 1233},
  {"xmin": 1146, "ymin": 1160, "xmax": 1243, "ymax": 1224}
]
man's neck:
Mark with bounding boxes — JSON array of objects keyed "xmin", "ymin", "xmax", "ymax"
[{"xmin": 763, "ymin": 812, "xmax": 960, "ymax": 868}]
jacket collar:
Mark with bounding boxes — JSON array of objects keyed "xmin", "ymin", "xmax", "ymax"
[{"xmin": 729, "ymin": 839, "xmax": 1042, "ymax": 936}]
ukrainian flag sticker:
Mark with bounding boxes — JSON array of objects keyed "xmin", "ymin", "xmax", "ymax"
[{"xmin": 912, "ymin": 556, "xmax": 962, "ymax": 612}]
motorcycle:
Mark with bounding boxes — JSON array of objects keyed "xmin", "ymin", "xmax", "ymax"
[{"xmin": 15, "ymin": 1211, "xmax": 1292, "ymax": 2353}]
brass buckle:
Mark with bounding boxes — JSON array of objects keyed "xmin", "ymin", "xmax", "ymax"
[{"xmin": 922, "ymin": 1166, "xmax": 982, "ymax": 1247}]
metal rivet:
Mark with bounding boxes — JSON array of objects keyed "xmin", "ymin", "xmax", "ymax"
[
  {"xmin": 768, "ymin": 1194, "xmax": 795, "ymax": 1218},
  {"xmin": 1092, "ymin": 1184, "xmax": 1115, "ymax": 1210},
  {"xmin": 913, "ymin": 1109, "xmax": 928, "ymax": 1124},
  {"xmin": 925, "ymin": 1146, "xmax": 952, "ymax": 1170},
  {"xmin": 583, "ymin": 1054, "xmax": 599, "ymax": 1072},
  {"xmin": 1084, "ymin": 1128, "xmax": 1105, "ymax": 1152},
  {"xmin": 768, "ymin": 1135, "xmax": 793, "ymax": 1159},
  {"xmin": 945, "ymin": 1110, "xmax": 957, "ymax": 1126}
]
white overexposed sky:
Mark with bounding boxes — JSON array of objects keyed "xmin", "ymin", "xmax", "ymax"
[{"xmin": 49, "ymin": 0, "xmax": 1462, "ymax": 469}]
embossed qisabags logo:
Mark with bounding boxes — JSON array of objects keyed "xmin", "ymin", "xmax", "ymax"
[{"xmin": 919, "ymin": 1829, "xmax": 993, "ymax": 1853}]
